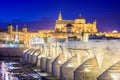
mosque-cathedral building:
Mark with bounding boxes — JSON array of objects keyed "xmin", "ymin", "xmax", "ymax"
[
  {"xmin": 0, "ymin": 12, "xmax": 120, "ymax": 46},
  {"xmin": 55, "ymin": 12, "xmax": 97, "ymax": 33}
]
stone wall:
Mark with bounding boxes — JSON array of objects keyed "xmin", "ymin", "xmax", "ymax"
[{"xmin": 0, "ymin": 47, "xmax": 26, "ymax": 57}]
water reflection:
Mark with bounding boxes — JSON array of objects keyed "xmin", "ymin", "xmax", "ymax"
[
  {"xmin": 0, "ymin": 61, "xmax": 19, "ymax": 80},
  {"xmin": 0, "ymin": 61, "xmax": 42, "ymax": 80}
]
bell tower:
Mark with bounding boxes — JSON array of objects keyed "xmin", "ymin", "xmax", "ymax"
[
  {"xmin": 22, "ymin": 24, "xmax": 28, "ymax": 33},
  {"xmin": 8, "ymin": 23, "xmax": 13, "ymax": 34},
  {"xmin": 93, "ymin": 20, "xmax": 97, "ymax": 32},
  {"xmin": 58, "ymin": 11, "xmax": 62, "ymax": 20}
]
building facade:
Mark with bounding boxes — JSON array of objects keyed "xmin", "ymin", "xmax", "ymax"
[
  {"xmin": 1, "ymin": 12, "xmax": 120, "ymax": 47},
  {"xmin": 55, "ymin": 12, "xmax": 97, "ymax": 33}
]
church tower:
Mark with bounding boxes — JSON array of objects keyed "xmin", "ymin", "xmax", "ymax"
[
  {"xmin": 58, "ymin": 11, "xmax": 62, "ymax": 20},
  {"xmin": 8, "ymin": 23, "xmax": 13, "ymax": 34},
  {"xmin": 22, "ymin": 24, "xmax": 28, "ymax": 33},
  {"xmin": 93, "ymin": 20, "xmax": 97, "ymax": 32}
]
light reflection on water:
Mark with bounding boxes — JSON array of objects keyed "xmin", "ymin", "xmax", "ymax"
[
  {"xmin": 0, "ymin": 61, "xmax": 18, "ymax": 80},
  {"xmin": 0, "ymin": 61, "xmax": 43, "ymax": 80}
]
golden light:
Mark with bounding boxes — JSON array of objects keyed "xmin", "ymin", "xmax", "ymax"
[
  {"xmin": 110, "ymin": 74, "xmax": 118, "ymax": 80},
  {"xmin": 112, "ymin": 30, "xmax": 118, "ymax": 33},
  {"xmin": 34, "ymin": 53, "xmax": 38, "ymax": 56},
  {"xmin": 38, "ymin": 55, "xmax": 41, "ymax": 58},
  {"xmin": 58, "ymin": 60, "xmax": 62, "ymax": 64},
  {"xmin": 84, "ymin": 68, "xmax": 90, "ymax": 72},
  {"xmin": 67, "ymin": 64, "xmax": 72, "ymax": 67}
]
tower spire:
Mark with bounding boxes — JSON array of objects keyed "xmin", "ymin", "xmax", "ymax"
[
  {"xmin": 79, "ymin": 13, "xmax": 81, "ymax": 17},
  {"xmin": 94, "ymin": 19, "xmax": 96, "ymax": 24},
  {"xmin": 58, "ymin": 11, "xmax": 62, "ymax": 20},
  {"xmin": 15, "ymin": 25, "xmax": 19, "ymax": 42}
]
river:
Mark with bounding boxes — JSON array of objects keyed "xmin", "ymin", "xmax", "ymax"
[{"xmin": 0, "ymin": 57, "xmax": 42, "ymax": 80}]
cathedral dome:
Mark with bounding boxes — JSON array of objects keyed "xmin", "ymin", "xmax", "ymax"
[
  {"xmin": 77, "ymin": 16, "xmax": 84, "ymax": 19},
  {"xmin": 75, "ymin": 15, "xmax": 85, "ymax": 24}
]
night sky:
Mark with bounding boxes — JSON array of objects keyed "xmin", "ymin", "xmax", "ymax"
[{"xmin": 0, "ymin": 0, "xmax": 120, "ymax": 32}]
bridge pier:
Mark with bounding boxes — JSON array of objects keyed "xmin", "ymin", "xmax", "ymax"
[
  {"xmin": 32, "ymin": 51, "xmax": 41, "ymax": 64},
  {"xmin": 36, "ymin": 52, "xmax": 46, "ymax": 68},
  {"xmin": 28, "ymin": 49, "xmax": 37, "ymax": 63},
  {"xmin": 25, "ymin": 49, "xmax": 34, "ymax": 62},
  {"xmin": 74, "ymin": 57, "xmax": 100, "ymax": 80},
  {"xmin": 39, "ymin": 57, "xmax": 47, "ymax": 70},
  {"xmin": 28, "ymin": 49, "xmax": 35, "ymax": 62},
  {"xmin": 60, "ymin": 56, "xmax": 79, "ymax": 80},
  {"xmin": 46, "ymin": 58, "xmax": 53, "ymax": 73},
  {"xmin": 52, "ymin": 54, "xmax": 67, "ymax": 78},
  {"xmin": 97, "ymin": 61, "xmax": 120, "ymax": 80},
  {"xmin": 22, "ymin": 49, "xmax": 30, "ymax": 61}
]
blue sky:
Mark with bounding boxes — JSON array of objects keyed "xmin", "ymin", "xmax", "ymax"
[{"xmin": 0, "ymin": 0, "xmax": 120, "ymax": 32}]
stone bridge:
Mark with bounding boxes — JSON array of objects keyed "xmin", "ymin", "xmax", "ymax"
[{"xmin": 22, "ymin": 40, "xmax": 120, "ymax": 80}]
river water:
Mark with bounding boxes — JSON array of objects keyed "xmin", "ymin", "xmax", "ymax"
[
  {"xmin": 0, "ymin": 61, "xmax": 19, "ymax": 80},
  {"xmin": 0, "ymin": 57, "xmax": 42, "ymax": 80}
]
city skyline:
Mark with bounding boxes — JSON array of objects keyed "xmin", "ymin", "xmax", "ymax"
[{"xmin": 0, "ymin": 0, "xmax": 120, "ymax": 32}]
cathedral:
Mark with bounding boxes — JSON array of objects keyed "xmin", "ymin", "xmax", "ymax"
[
  {"xmin": 55, "ymin": 12, "xmax": 97, "ymax": 33},
  {"xmin": 1, "ymin": 12, "xmax": 120, "ymax": 46}
]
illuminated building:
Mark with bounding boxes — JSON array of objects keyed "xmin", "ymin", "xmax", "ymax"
[
  {"xmin": 55, "ymin": 12, "xmax": 97, "ymax": 33},
  {"xmin": 0, "ymin": 12, "xmax": 120, "ymax": 46},
  {"xmin": 0, "ymin": 12, "xmax": 120, "ymax": 80}
]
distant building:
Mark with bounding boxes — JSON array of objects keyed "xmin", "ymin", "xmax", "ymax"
[
  {"xmin": 55, "ymin": 12, "xmax": 97, "ymax": 33},
  {"xmin": 1, "ymin": 12, "xmax": 120, "ymax": 46}
]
